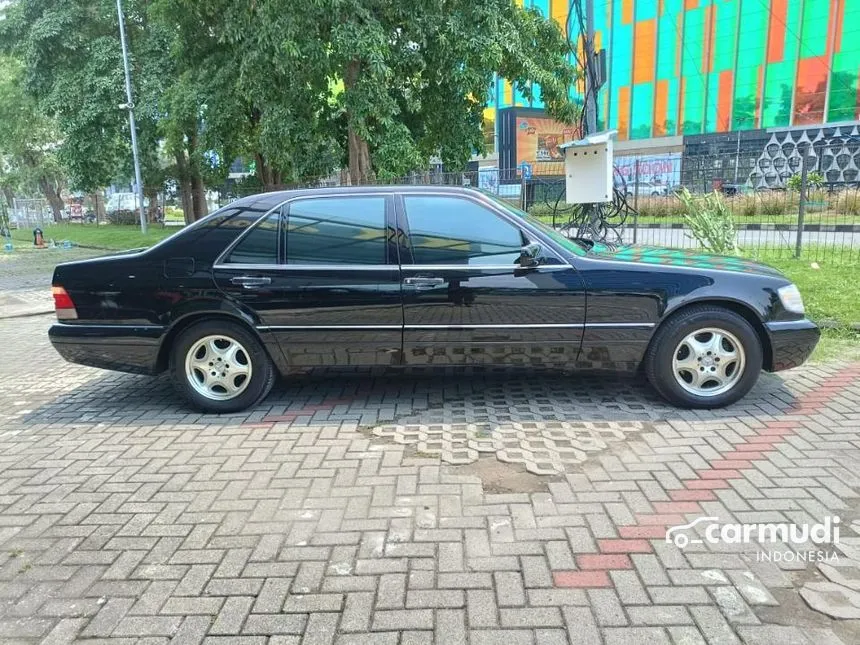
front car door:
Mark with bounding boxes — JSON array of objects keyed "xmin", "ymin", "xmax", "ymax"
[
  {"xmin": 397, "ymin": 191, "xmax": 586, "ymax": 366},
  {"xmin": 214, "ymin": 192, "xmax": 402, "ymax": 367}
]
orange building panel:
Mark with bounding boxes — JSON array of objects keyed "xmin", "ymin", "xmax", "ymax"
[
  {"xmin": 633, "ymin": 20, "xmax": 657, "ymax": 84},
  {"xmin": 622, "ymin": 0, "xmax": 633, "ymax": 25},
  {"xmin": 768, "ymin": 0, "xmax": 788, "ymax": 63},
  {"xmin": 717, "ymin": 70, "xmax": 733, "ymax": 131},
  {"xmin": 617, "ymin": 86, "xmax": 630, "ymax": 140},
  {"xmin": 653, "ymin": 79, "xmax": 669, "ymax": 136}
]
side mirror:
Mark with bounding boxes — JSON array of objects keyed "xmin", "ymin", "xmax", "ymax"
[{"xmin": 519, "ymin": 242, "xmax": 542, "ymax": 268}]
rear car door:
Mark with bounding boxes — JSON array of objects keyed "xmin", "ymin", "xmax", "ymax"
[
  {"xmin": 397, "ymin": 193, "xmax": 586, "ymax": 366},
  {"xmin": 214, "ymin": 194, "xmax": 403, "ymax": 367}
]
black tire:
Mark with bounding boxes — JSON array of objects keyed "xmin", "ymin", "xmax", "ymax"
[
  {"xmin": 644, "ymin": 306, "xmax": 763, "ymax": 409},
  {"xmin": 169, "ymin": 319, "xmax": 276, "ymax": 413}
]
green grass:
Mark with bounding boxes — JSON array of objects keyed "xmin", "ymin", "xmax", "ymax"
[
  {"xmin": 10, "ymin": 223, "xmax": 177, "ymax": 250},
  {"xmin": 745, "ymin": 251, "xmax": 859, "ymax": 328},
  {"xmin": 743, "ymin": 250, "xmax": 860, "ymax": 362}
]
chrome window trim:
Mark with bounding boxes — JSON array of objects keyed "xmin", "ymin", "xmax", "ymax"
[
  {"xmin": 213, "ymin": 263, "xmax": 575, "ymax": 272},
  {"xmin": 404, "ymin": 264, "xmax": 574, "ymax": 271},
  {"xmin": 213, "ymin": 263, "xmax": 397, "ymax": 272}
]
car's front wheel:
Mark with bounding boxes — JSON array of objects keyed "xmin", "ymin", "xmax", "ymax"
[
  {"xmin": 644, "ymin": 306, "xmax": 763, "ymax": 408},
  {"xmin": 170, "ymin": 320, "xmax": 276, "ymax": 413}
]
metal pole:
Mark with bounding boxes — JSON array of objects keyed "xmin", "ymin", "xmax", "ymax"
[
  {"xmin": 584, "ymin": 0, "xmax": 597, "ymax": 135},
  {"xmin": 116, "ymin": 0, "xmax": 147, "ymax": 234},
  {"xmin": 632, "ymin": 159, "xmax": 640, "ymax": 244},
  {"xmin": 795, "ymin": 146, "xmax": 809, "ymax": 259},
  {"xmin": 733, "ymin": 129, "xmax": 741, "ymax": 184}
]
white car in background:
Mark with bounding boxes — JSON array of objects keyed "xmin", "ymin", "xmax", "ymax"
[{"xmin": 624, "ymin": 181, "xmax": 670, "ymax": 197}]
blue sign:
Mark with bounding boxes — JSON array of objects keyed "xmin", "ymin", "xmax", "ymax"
[{"xmin": 520, "ymin": 162, "xmax": 533, "ymax": 180}]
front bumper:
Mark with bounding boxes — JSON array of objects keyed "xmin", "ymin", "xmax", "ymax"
[
  {"xmin": 49, "ymin": 323, "xmax": 165, "ymax": 375},
  {"xmin": 764, "ymin": 319, "xmax": 820, "ymax": 372}
]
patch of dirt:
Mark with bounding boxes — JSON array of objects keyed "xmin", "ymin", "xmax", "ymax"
[{"xmin": 448, "ymin": 457, "xmax": 558, "ymax": 494}]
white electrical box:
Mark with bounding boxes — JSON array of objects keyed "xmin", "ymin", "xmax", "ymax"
[{"xmin": 559, "ymin": 130, "xmax": 616, "ymax": 204}]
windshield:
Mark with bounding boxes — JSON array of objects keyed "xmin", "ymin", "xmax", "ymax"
[{"xmin": 478, "ymin": 190, "xmax": 590, "ymax": 256}]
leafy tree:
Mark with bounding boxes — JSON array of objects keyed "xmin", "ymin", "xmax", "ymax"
[
  {"xmin": 154, "ymin": 0, "xmax": 579, "ymax": 185},
  {"xmin": 0, "ymin": 55, "xmax": 66, "ymax": 219}
]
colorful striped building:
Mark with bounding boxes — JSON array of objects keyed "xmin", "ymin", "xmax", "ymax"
[{"xmin": 485, "ymin": 0, "xmax": 860, "ymax": 151}]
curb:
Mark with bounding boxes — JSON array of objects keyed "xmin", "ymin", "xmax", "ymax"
[
  {"xmin": 632, "ymin": 222, "xmax": 860, "ymax": 232},
  {"xmin": 0, "ymin": 307, "xmax": 54, "ymax": 320}
]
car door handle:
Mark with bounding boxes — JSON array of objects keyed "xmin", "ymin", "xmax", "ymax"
[
  {"xmin": 230, "ymin": 276, "xmax": 272, "ymax": 288},
  {"xmin": 403, "ymin": 277, "xmax": 445, "ymax": 287}
]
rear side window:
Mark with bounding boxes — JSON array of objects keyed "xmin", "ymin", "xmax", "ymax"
[
  {"xmin": 286, "ymin": 197, "xmax": 387, "ymax": 265},
  {"xmin": 224, "ymin": 212, "xmax": 280, "ymax": 264},
  {"xmin": 403, "ymin": 196, "xmax": 524, "ymax": 265}
]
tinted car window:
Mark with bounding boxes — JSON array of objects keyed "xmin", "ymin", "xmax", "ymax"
[
  {"xmin": 286, "ymin": 197, "xmax": 387, "ymax": 265},
  {"xmin": 404, "ymin": 196, "xmax": 524, "ymax": 265},
  {"xmin": 224, "ymin": 212, "xmax": 280, "ymax": 264}
]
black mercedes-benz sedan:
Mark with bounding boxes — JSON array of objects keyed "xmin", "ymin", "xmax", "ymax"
[{"xmin": 49, "ymin": 186, "xmax": 819, "ymax": 413}]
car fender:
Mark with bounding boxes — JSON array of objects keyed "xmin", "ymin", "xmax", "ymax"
[
  {"xmin": 659, "ymin": 280, "xmax": 775, "ymax": 325},
  {"xmin": 154, "ymin": 296, "xmax": 287, "ymax": 374}
]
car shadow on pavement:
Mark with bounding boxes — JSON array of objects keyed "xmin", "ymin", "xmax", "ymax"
[{"xmin": 13, "ymin": 365, "xmax": 799, "ymax": 428}]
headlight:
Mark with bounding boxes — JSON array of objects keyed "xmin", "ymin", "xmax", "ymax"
[{"xmin": 777, "ymin": 284, "xmax": 805, "ymax": 314}]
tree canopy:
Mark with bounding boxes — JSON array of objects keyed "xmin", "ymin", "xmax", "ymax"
[{"xmin": 1, "ymin": 0, "xmax": 579, "ymax": 220}]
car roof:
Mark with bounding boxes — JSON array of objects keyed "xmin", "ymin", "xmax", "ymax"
[{"xmin": 228, "ymin": 184, "xmax": 479, "ymax": 211}]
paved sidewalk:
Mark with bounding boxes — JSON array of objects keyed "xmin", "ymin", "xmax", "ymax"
[
  {"xmin": 0, "ymin": 315, "xmax": 859, "ymax": 645},
  {"xmin": 0, "ymin": 246, "xmax": 104, "ymax": 319},
  {"xmin": 0, "ymin": 288, "xmax": 53, "ymax": 319}
]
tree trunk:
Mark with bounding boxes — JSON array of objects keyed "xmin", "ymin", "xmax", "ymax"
[
  {"xmin": 190, "ymin": 172, "xmax": 207, "ymax": 221},
  {"xmin": 38, "ymin": 176, "xmax": 64, "ymax": 222},
  {"xmin": 89, "ymin": 192, "xmax": 106, "ymax": 222},
  {"xmin": 144, "ymin": 187, "xmax": 160, "ymax": 222},
  {"xmin": 344, "ymin": 59, "xmax": 374, "ymax": 185},
  {"xmin": 254, "ymin": 153, "xmax": 283, "ymax": 191},
  {"xmin": 2, "ymin": 186, "xmax": 13, "ymax": 210},
  {"xmin": 175, "ymin": 150, "xmax": 195, "ymax": 225}
]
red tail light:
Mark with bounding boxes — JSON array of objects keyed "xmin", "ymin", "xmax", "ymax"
[{"xmin": 52, "ymin": 286, "xmax": 78, "ymax": 320}]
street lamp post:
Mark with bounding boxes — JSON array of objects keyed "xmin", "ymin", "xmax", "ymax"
[{"xmin": 116, "ymin": 0, "xmax": 147, "ymax": 234}]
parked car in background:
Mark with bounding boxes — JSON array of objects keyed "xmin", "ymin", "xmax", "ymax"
[
  {"xmin": 719, "ymin": 183, "xmax": 755, "ymax": 196},
  {"xmin": 624, "ymin": 181, "xmax": 669, "ymax": 197},
  {"xmin": 50, "ymin": 186, "xmax": 818, "ymax": 413}
]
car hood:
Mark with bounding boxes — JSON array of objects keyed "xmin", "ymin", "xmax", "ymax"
[{"xmin": 587, "ymin": 244, "xmax": 786, "ymax": 278}]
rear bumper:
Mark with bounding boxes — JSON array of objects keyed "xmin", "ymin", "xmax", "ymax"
[
  {"xmin": 49, "ymin": 323, "xmax": 165, "ymax": 375},
  {"xmin": 764, "ymin": 319, "xmax": 820, "ymax": 372}
]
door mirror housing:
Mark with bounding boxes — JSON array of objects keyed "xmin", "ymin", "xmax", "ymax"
[{"xmin": 519, "ymin": 242, "xmax": 542, "ymax": 268}]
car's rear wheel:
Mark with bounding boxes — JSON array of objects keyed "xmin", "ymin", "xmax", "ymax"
[
  {"xmin": 170, "ymin": 320, "xmax": 276, "ymax": 413},
  {"xmin": 644, "ymin": 306, "xmax": 763, "ymax": 408}
]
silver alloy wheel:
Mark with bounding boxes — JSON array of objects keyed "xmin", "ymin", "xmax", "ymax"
[
  {"xmin": 184, "ymin": 334, "xmax": 252, "ymax": 401},
  {"xmin": 672, "ymin": 327, "xmax": 746, "ymax": 397}
]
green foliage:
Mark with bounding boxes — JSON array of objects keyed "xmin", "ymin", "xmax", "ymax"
[
  {"xmin": 151, "ymin": 0, "xmax": 579, "ymax": 183},
  {"xmin": 0, "ymin": 55, "xmax": 65, "ymax": 211},
  {"xmin": 3, "ymin": 0, "xmax": 578, "ymax": 213},
  {"xmin": 676, "ymin": 188, "xmax": 738, "ymax": 255},
  {"xmin": 786, "ymin": 171, "xmax": 824, "ymax": 192}
]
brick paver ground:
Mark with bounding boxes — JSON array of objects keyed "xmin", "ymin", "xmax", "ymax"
[{"xmin": 1, "ymin": 313, "xmax": 859, "ymax": 644}]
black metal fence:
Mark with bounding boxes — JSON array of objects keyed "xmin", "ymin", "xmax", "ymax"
[{"xmin": 62, "ymin": 140, "xmax": 860, "ymax": 264}]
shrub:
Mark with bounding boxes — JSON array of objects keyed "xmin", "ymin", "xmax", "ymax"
[
  {"xmin": 786, "ymin": 171, "xmax": 824, "ymax": 191},
  {"xmin": 633, "ymin": 195, "xmax": 686, "ymax": 219},
  {"xmin": 676, "ymin": 188, "xmax": 738, "ymax": 255},
  {"xmin": 107, "ymin": 209, "xmax": 139, "ymax": 225},
  {"xmin": 834, "ymin": 189, "xmax": 860, "ymax": 216}
]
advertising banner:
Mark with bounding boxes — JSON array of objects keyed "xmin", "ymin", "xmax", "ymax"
[
  {"xmin": 613, "ymin": 153, "xmax": 682, "ymax": 189},
  {"xmin": 515, "ymin": 116, "xmax": 578, "ymax": 175}
]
